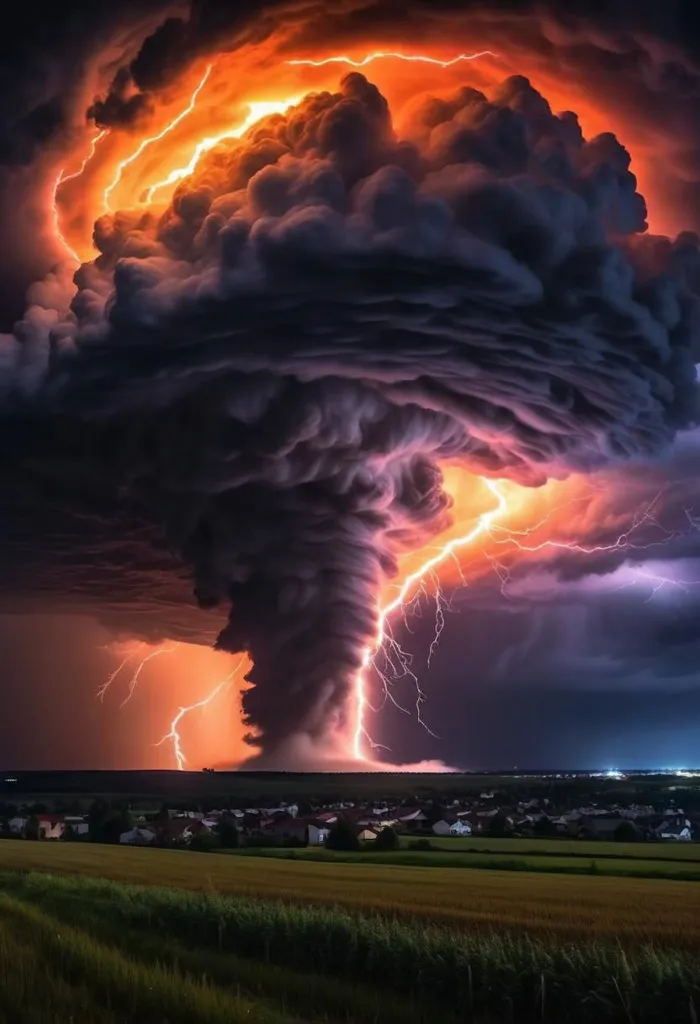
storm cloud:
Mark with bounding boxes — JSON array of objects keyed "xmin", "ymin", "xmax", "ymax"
[{"xmin": 0, "ymin": 62, "xmax": 699, "ymax": 757}]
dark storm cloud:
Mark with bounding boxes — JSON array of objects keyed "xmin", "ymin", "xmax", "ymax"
[
  {"xmin": 2, "ymin": 67, "xmax": 699, "ymax": 754},
  {"xmin": 83, "ymin": 0, "xmax": 700, "ymax": 237},
  {"xmin": 4, "ymin": 0, "xmax": 700, "ymax": 313},
  {"xmin": 0, "ymin": 0, "xmax": 177, "ymax": 326}
]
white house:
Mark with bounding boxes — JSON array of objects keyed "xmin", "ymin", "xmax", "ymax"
[
  {"xmin": 432, "ymin": 819, "xmax": 472, "ymax": 837},
  {"xmin": 655, "ymin": 819, "xmax": 692, "ymax": 841},
  {"xmin": 308, "ymin": 824, "xmax": 330, "ymax": 845},
  {"xmin": 449, "ymin": 820, "xmax": 472, "ymax": 836},
  {"xmin": 64, "ymin": 816, "xmax": 89, "ymax": 837},
  {"xmin": 7, "ymin": 816, "xmax": 28, "ymax": 835},
  {"xmin": 119, "ymin": 827, "xmax": 157, "ymax": 845}
]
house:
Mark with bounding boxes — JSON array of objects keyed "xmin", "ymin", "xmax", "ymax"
[
  {"xmin": 578, "ymin": 816, "xmax": 626, "ymax": 840},
  {"xmin": 7, "ymin": 816, "xmax": 28, "ymax": 835},
  {"xmin": 63, "ymin": 816, "xmax": 89, "ymax": 838},
  {"xmin": 621, "ymin": 805, "xmax": 655, "ymax": 820},
  {"xmin": 316, "ymin": 811, "xmax": 338, "ymax": 825},
  {"xmin": 308, "ymin": 824, "xmax": 330, "ymax": 845},
  {"xmin": 655, "ymin": 818, "xmax": 692, "ymax": 841},
  {"xmin": 263, "ymin": 817, "xmax": 330, "ymax": 845},
  {"xmin": 120, "ymin": 827, "xmax": 157, "ymax": 845},
  {"xmin": 37, "ymin": 814, "xmax": 65, "ymax": 840},
  {"xmin": 394, "ymin": 808, "xmax": 428, "ymax": 832},
  {"xmin": 358, "ymin": 828, "xmax": 379, "ymax": 841},
  {"xmin": 161, "ymin": 817, "xmax": 214, "ymax": 845},
  {"xmin": 449, "ymin": 820, "xmax": 472, "ymax": 836}
]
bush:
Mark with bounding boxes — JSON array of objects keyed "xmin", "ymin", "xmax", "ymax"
[
  {"xmin": 487, "ymin": 815, "xmax": 513, "ymax": 838},
  {"xmin": 614, "ymin": 821, "xmax": 641, "ymax": 843},
  {"xmin": 23, "ymin": 816, "xmax": 40, "ymax": 841},
  {"xmin": 325, "ymin": 819, "xmax": 361, "ymax": 852},
  {"xmin": 374, "ymin": 827, "xmax": 399, "ymax": 852},
  {"xmin": 242, "ymin": 835, "xmax": 278, "ymax": 849},
  {"xmin": 407, "ymin": 838, "xmax": 432, "ymax": 851},
  {"xmin": 189, "ymin": 831, "xmax": 220, "ymax": 853},
  {"xmin": 216, "ymin": 818, "xmax": 239, "ymax": 849},
  {"xmin": 281, "ymin": 836, "xmax": 306, "ymax": 848}
]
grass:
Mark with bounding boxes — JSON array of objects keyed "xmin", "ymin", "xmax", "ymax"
[
  {"xmin": 0, "ymin": 891, "xmax": 299, "ymax": 1024},
  {"xmin": 401, "ymin": 836, "xmax": 700, "ymax": 860},
  {"xmin": 1, "ymin": 869, "xmax": 699, "ymax": 1024},
  {"xmin": 227, "ymin": 845, "xmax": 700, "ymax": 880},
  {"xmin": 0, "ymin": 840, "xmax": 698, "ymax": 948},
  {"xmin": 0, "ymin": 881, "xmax": 428, "ymax": 1024}
]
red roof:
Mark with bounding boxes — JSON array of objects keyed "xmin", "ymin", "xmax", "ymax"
[{"xmin": 37, "ymin": 814, "xmax": 65, "ymax": 825}]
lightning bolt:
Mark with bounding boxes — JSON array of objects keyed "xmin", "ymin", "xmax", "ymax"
[
  {"xmin": 103, "ymin": 63, "xmax": 213, "ymax": 212},
  {"xmin": 51, "ymin": 171, "xmax": 81, "ymax": 263},
  {"xmin": 97, "ymin": 642, "xmax": 177, "ymax": 706},
  {"xmin": 142, "ymin": 95, "xmax": 302, "ymax": 204},
  {"xmin": 96, "ymin": 642, "xmax": 145, "ymax": 702},
  {"xmin": 119, "ymin": 645, "xmax": 178, "ymax": 708},
  {"xmin": 286, "ymin": 51, "xmax": 497, "ymax": 69},
  {"xmin": 155, "ymin": 659, "xmax": 245, "ymax": 770},
  {"xmin": 353, "ymin": 479, "xmax": 508, "ymax": 759},
  {"xmin": 58, "ymin": 129, "xmax": 108, "ymax": 186},
  {"xmin": 353, "ymin": 480, "xmax": 700, "ymax": 760},
  {"xmin": 614, "ymin": 566, "xmax": 700, "ymax": 603},
  {"xmin": 51, "ymin": 129, "xmax": 109, "ymax": 262}
]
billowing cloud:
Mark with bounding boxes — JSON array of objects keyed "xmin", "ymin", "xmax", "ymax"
[{"xmin": 1, "ymin": 63, "xmax": 699, "ymax": 760}]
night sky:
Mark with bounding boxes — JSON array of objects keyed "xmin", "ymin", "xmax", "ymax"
[{"xmin": 1, "ymin": 0, "xmax": 700, "ymax": 771}]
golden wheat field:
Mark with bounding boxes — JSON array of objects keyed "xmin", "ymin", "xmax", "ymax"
[{"xmin": 0, "ymin": 841, "xmax": 698, "ymax": 948}]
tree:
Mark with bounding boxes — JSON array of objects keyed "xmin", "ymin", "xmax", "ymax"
[
  {"xmin": 102, "ymin": 807, "xmax": 133, "ymax": 844},
  {"xmin": 326, "ymin": 818, "xmax": 361, "ymax": 852},
  {"xmin": 424, "ymin": 800, "xmax": 445, "ymax": 826},
  {"xmin": 614, "ymin": 821, "xmax": 641, "ymax": 843},
  {"xmin": 374, "ymin": 826, "xmax": 400, "ymax": 851},
  {"xmin": 487, "ymin": 814, "xmax": 513, "ymax": 839},
  {"xmin": 190, "ymin": 830, "xmax": 219, "ymax": 852},
  {"xmin": 24, "ymin": 815, "xmax": 40, "ymax": 841},
  {"xmin": 87, "ymin": 798, "xmax": 111, "ymax": 842},
  {"xmin": 217, "ymin": 818, "xmax": 239, "ymax": 849},
  {"xmin": 533, "ymin": 816, "xmax": 558, "ymax": 837}
]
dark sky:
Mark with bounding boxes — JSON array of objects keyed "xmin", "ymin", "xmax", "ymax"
[{"xmin": 1, "ymin": 0, "xmax": 700, "ymax": 770}]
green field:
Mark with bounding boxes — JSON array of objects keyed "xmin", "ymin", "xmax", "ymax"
[
  {"xmin": 0, "ymin": 841, "xmax": 698, "ymax": 1022},
  {"xmin": 230, "ymin": 845, "xmax": 700, "ymax": 879},
  {"xmin": 405, "ymin": 836, "xmax": 700, "ymax": 859}
]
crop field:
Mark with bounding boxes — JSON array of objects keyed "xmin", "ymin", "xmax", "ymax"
[
  {"xmin": 0, "ymin": 840, "xmax": 698, "ymax": 948},
  {"xmin": 0, "ymin": 866, "xmax": 698, "ymax": 1024},
  {"xmin": 0, "ymin": 878, "xmax": 430, "ymax": 1024}
]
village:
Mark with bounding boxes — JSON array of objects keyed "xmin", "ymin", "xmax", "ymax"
[{"xmin": 0, "ymin": 787, "xmax": 696, "ymax": 847}]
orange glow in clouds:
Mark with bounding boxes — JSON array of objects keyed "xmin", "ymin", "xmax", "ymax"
[
  {"xmin": 54, "ymin": 47, "xmax": 675, "ymax": 766},
  {"xmin": 99, "ymin": 639, "xmax": 256, "ymax": 769}
]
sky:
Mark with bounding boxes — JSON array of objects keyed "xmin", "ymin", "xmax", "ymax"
[{"xmin": 1, "ymin": 0, "xmax": 700, "ymax": 771}]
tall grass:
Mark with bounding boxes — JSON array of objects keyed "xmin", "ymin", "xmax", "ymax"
[
  {"xmin": 8, "ymin": 878, "xmax": 432, "ymax": 1024},
  {"xmin": 6, "ymin": 870, "xmax": 699, "ymax": 1024},
  {"xmin": 0, "ymin": 891, "xmax": 298, "ymax": 1024}
]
